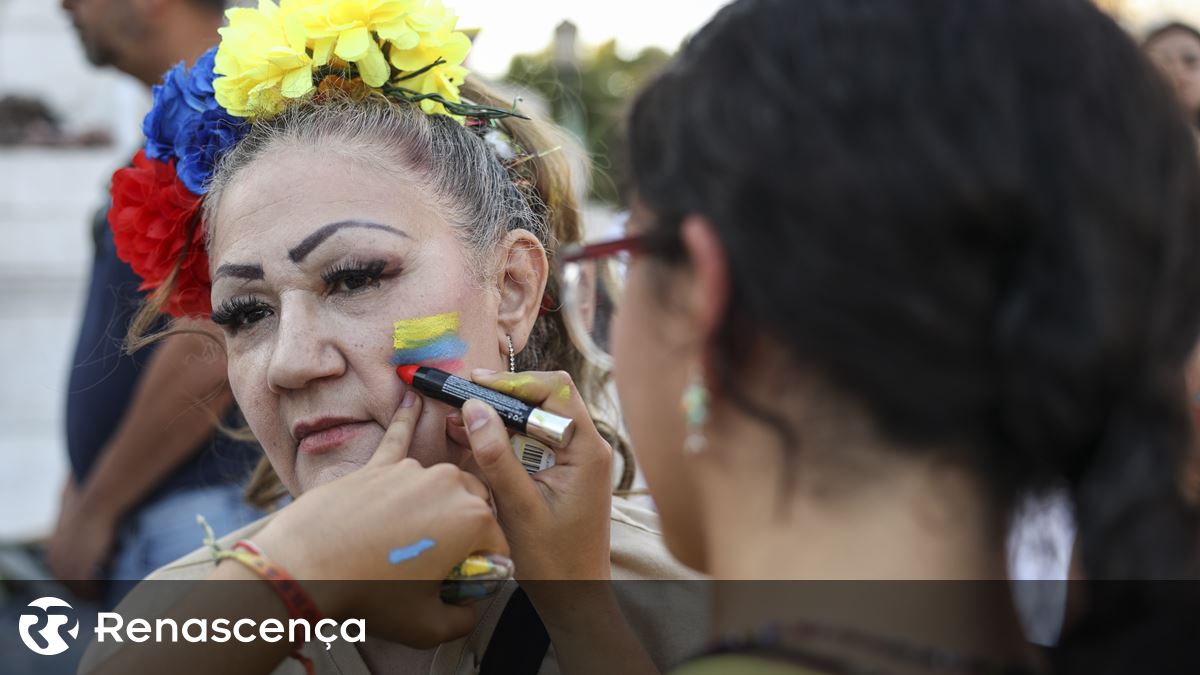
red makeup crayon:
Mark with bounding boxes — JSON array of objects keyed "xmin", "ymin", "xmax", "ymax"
[{"xmin": 396, "ymin": 365, "xmax": 575, "ymax": 448}]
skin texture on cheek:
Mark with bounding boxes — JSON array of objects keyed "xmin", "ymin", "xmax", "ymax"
[{"xmin": 612, "ymin": 261, "xmax": 709, "ymax": 570}]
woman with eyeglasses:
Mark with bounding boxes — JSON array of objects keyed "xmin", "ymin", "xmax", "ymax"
[{"xmin": 556, "ymin": 0, "xmax": 1200, "ymax": 673}]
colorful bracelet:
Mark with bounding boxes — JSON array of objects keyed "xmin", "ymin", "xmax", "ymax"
[{"xmin": 198, "ymin": 516, "xmax": 321, "ymax": 675}]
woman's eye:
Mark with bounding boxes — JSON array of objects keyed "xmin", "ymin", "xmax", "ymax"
[
  {"xmin": 323, "ymin": 260, "xmax": 388, "ymax": 295},
  {"xmin": 242, "ymin": 307, "xmax": 271, "ymax": 324},
  {"xmin": 211, "ymin": 298, "xmax": 274, "ymax": 332},
  {"xmin": 337, "ymin": 272, "xmax": 376, "ymax": 292}
]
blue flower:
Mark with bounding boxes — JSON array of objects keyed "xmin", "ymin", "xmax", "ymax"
[
  {"xmin": 142, "ymin": 48, "xmax": 244, "ymax": 194},
  {"xmin": 181, "ymin": 49, "xmax": 220, "ymax": 113},
  {"xmin": 175, "ymin": 108, "xmax": 243, "ymax": 195},
  {"xmin": 142, "ymin": 61, "xmax": 192, "ymax": 161}
]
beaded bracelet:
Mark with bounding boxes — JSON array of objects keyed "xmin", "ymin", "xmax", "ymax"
[{"xmin": 198, "ymin": 516, "xmax": 321, "ymax": 675}]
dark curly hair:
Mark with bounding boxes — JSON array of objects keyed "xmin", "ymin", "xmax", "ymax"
[{"xmin": 628, "ymin": 0, "xmax": 1200, "ymax": 672}]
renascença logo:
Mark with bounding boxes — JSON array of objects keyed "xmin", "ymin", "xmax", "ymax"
[
  {"xmin": 18, "ymin": 597, "xmax": 80, "ymax": 656},
  {"xmin": 17, "ymin": 597, "xmax": 366, "ymax": 655}
]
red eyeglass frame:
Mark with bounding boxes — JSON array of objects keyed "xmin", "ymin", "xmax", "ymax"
[
  {"xmin": 559, "ymin": 235, "xmax": 650, "ymax": 264},
  {"xmin": 554, "ymin": 234, "xmax": 654, "ymax": 369}
]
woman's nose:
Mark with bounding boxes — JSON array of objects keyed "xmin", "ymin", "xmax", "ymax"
[{"xmin": 266, "ymin": 295, "xmax": 347, "ymax": 392}]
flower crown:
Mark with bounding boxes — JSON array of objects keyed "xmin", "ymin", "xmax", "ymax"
[{"xmin": 110, "ymin": 0, "xmax": 528, "ymax": 318}]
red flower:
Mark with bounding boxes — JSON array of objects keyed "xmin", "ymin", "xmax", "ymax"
[{"xmin": 108, "ymin": 150, "xmax": 211, "ymax": 318}]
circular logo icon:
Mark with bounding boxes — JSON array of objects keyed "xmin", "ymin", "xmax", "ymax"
[{"xmin": 18, "ymin": 597, "xmax": 79, "ymax": 656}]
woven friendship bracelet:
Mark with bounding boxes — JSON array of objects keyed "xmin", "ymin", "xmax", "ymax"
[{"xmin": 198, "ymin": 516, "xmax": 321, "ymax": 675}]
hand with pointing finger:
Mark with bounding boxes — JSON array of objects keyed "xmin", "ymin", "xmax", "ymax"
[{"xmin": 254, "ymin": 391, "xmax": 510, "ymax": 648}]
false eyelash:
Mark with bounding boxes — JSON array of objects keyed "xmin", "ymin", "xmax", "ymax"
[
  {"xmin": 211, "ymin": 296, "xmax": 272, "ymax": 330},
  {"xmin": 322, "ymin": 259, "xmax": 389, "ymax": 292}
]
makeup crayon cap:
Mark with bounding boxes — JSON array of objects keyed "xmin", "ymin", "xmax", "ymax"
[{"xmin": 527, "ymin": 408, "xmax": 575, "ymax": 447}]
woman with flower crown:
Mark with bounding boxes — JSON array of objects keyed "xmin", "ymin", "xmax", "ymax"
[{"xmin": 79, "ymin": 1, "xmax": 698, "ymax": 674}]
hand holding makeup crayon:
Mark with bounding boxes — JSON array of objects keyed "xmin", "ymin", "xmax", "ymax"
[
  {"xmin": 388, "ymin": 313, "xmax": 609, "ymax": 581},
  {"xmin": 454, "ymin": 369, "xmax": 615, "ymax": 582}
]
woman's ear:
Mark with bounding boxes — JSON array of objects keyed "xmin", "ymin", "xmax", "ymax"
[
  {"xmin": 679, "ymin": 215, "xmax": 730, "ymax": 348},
  {"xmin": 494, "ymin": 229, "xmax": 549, "ymax": 353}
]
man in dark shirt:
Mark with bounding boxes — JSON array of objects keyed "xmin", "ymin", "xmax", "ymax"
[{"xmin": 51, "ymin": 0, "xmax": 261, "ymax": 608}]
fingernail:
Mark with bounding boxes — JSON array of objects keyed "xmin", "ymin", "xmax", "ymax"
[
  {"xmin": 472, "ymin": 368, "xmax": 497, "ymax": 379},
  {"xmin": 400, "ymin": 390, "xmax": 417, "ymax": 408},
  {"xmin": 463, "ymin": 399, "xmax": 490, "ymax": 432}
]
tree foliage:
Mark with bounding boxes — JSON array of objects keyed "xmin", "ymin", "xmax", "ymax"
[{"xmin": 505, "ymin": 39, "xmax": 671, "ymax": 204}]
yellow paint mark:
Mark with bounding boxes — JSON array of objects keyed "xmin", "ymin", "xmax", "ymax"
[
  {"xmin": 490, "ymin": 374, "xmax": 538, "ymax": 398},
  {"xmin": 556, "ymin": 384, "xmax": 572, "ymax": 402},
  {"xmin": 393, "ymin": 312, "xmax": 460, "ymax": 349},
  {"xmin": 456, "ymin": 555, "xmax": 494, "ymax": 577}
]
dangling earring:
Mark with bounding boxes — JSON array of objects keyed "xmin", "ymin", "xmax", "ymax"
[
  {"xmin": 681, "ymin": 365, "xmax": 710, "ymax": 455},
  {"xmin": 506, "ymin": 335, "xmax": 516, "ymax": 373}
]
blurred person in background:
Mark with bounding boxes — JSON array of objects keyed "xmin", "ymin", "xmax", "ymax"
[
  {"xmin": 1144, "ymin": 21, "xmax": 1200, "ymax": 133},
  {"xmin": 1143, "ymin": 19, "xmax": 1200, "ymax": 537},
  {"xmin": 51, "ymin": 0, "xmax": 261, "ymax": 609}
]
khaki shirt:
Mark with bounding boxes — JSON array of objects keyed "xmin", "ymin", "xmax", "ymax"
[{"xmin": 81, "ymin": 498, "xmax": 709, "ymax": 674}]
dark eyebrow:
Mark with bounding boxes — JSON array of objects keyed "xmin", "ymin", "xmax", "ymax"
[
  {"xmin": 212, "ymin": 263, "xmax": 264, "ymax": 282},
  {"xmin": 288, "ymin": 220, "xmax": 409, "ymax": 263}
]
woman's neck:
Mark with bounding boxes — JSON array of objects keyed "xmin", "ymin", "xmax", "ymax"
[{"xmin": 693, "ymin": 416, "xmax": 1039, "ymax": 669}]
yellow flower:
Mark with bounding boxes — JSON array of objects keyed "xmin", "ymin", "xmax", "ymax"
[
  {"xmin": 404, "ymin": 62, "xmax": 468, "ymax": 117},
  {"xmin": 214, "ymin": 0, "xmax": 315, "ymax": 118},
  {"xmin": 386, "ymin": 0, "xmax": 474, "ymax": 121},
  {"xmin": 215, "ymin": 0, "xmax": 476, "ymax": 121},
  {"xmin": 283, "ymin": 0, "xmax": 418, "ymax": 87},
  {"xmin": 388, "ymin": 27, "xmax": 470, "ymax": 74},
  {"xmin": 378, "ymin": 0, "xmax": 455, "ymax": 52},
  {"xmin": 386, "ymin": 0, "xmax": 469, "ymax": 72}
]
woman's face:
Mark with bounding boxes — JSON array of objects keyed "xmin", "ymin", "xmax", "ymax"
[
  {"xmin": 208, "ymin": 146, "xmax": 515, "ymax": 495},
  {"xmin": 1147, "ymin": 29, "xmax": 1200, "ymax": 117},
  {"xmin": 610, "ymin": 207, "xmax": 709, "ymax": 571}
]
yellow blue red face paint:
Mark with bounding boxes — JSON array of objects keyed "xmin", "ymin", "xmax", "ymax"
[
  {"xmin": 391, "ymin": 312, "xmax": 467, "ymax": 372},
  {"xmin": 390, "ymin": 312, "xmax": 576, "ymax": 448}
]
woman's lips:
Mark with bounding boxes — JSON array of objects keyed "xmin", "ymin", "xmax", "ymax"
[{"xmin": 297, "ymin": 421, "xmax": 372, "ymax": 455}]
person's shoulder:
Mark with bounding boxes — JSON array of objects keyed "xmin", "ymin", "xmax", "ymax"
[
  {"xmin": 609, "ymin": 497, "xmax": 703, "ymax": 580},
  {"xmin": 609, "ymin": 496, "xmax": 663, "ymax": 534},
  {"xmin": 672, "ymin": 653, "xmax": 825, "ymax": 675},
  {"xmin": 143, "ymin": 512, "xmax": 277, "ymax": 580},
  {"xmin": 79, "ymin": 513, "xmax": 279, "ymax": 673}
]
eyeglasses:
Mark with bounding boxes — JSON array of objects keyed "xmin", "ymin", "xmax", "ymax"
[{"xmin": 557, "ymin": 234, "xmax": 649, "ymax": 370}]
